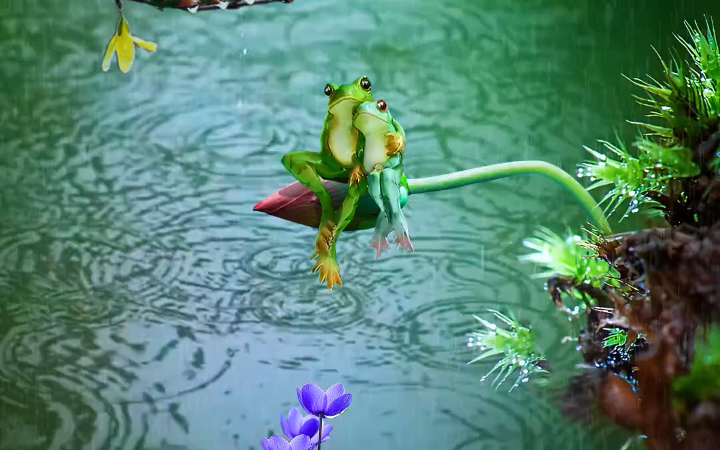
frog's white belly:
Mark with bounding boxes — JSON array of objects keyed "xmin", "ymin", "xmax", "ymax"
[
  {"xmin": 327, "ymin": 125, "xmax": 358, "ymax": 168},
  {"xmin": 362, "ymin": 136, "xmax": 389, "ymax": 174}
]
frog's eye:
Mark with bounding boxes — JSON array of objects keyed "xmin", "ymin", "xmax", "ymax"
[
  {"xmin": 324, "ymin": 84, "xmax": 334, "ymax": 96},
  {"xmin": 376, "ymin": 99, "xmax": 387, "ymax": 112},
  {"xmin": 360, "ymin": 77, "xmax": 371, "ymax": 91}
]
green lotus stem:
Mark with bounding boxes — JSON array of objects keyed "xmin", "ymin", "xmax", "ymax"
[{"xmin": 406, "ymin": 161, "xmax": 611, "ymax": 235}]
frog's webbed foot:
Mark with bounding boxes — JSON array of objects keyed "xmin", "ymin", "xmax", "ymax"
[
  {"xmin": 311, "ymin": 252, "xmax": 342, "ymax": 289},
  {"xmin": 370, "ymin": 235, "xmax": 391, "ymax": 259},
  {"xmin": 348, "ymin": 165, "xmax": 365, "ymax": 187},
  {"xmin": 393, "ymin": 232, "xmax": 414, "ymax": 253},
  {"xmin": 385, "ymin": 132, "xmax": 405, "ymax": 156},
  {"xmin": 370, "ymin": 212, "xmax": 393, "ymax": 259}
]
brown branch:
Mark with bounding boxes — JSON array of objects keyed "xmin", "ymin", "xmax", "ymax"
[{"xmin": 124, "ymin": 0, "xmax": 294, "ymax": 12}]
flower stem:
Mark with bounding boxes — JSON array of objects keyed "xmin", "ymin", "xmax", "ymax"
[
  {"xmin": 316, "ymin": 416, "xmax": 323, "ymax": 450},
  {"xmin": 406, "ymin": 160, "xmax": 611, "ymax": 235}
]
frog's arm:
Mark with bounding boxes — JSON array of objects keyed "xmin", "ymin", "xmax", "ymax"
[
  {"xmin": 347, "ymin": 126, "xmax": 366, "ymax": 185},
  {"xmin": 386, "ymin": 118, "xmax": 406, "ymax": 156},
  {"xmin": 392, "ymin": 118, "xmax": 406, "ymax": 141}
]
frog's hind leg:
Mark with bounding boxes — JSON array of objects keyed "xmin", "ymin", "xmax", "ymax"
[
  {"xmin": 313, "ymin": 180, "xmax": 368, "ymax": 289},
  {"xmin": 381, "ymin": 168, "xmax": 413, "ymax": 252},
  {"xmin": 370, "ymin": 213, "xmax": 392, "ymax": 258},
  {"xmin": 367, "ymin": 170, "xmax": 392, "ymax": 257},
  {"xmin": 367, "ymin": 170, "xmax": 384, "ymax": 212},
  {"xmin": 281, "ymin": 151, "xmax": 345, "ymax": 254},
  {"xmin": 312, "ymin": 246, "xmax": 342, "ymax": 289}
]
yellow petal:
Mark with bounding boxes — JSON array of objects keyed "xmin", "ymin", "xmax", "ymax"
[
  {"xmin": 101, "ymin": 35, "xmax": 118, "ymax": 72},
  {"xmin": 116, "ymin": 35, "xmax": 136, "ymax": 73},
  {"xmin": 112, "ymin": 16, "xmax": 137, "ymax": 73},
  {"xmin": 132, "ymin": 36, "xmax": 157, "ymax": 53}
]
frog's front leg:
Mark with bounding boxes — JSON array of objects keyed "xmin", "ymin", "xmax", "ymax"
[
  {"xmin": 348, "ymin": 137, "xmax": 366, "ymax": 187},
  {"xmin": 381, "ymin": 168, "xmax": 413, "ymax": 252},
  {"xmin": 387, "ymin": 118, "xmax": 406, "ymax": 156},
  {"xmin": 281, "ymin": 151, "xmax": 345, "ymax": 255}
]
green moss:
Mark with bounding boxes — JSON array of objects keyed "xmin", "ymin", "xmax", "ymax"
[{"xmin": 674, "ymin": 326, "xmax": 720, "ymax": 402}]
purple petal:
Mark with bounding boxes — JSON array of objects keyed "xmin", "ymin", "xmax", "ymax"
[
  {"xmin": 324, "ymin": 393, "xmax": 352, "ymax": 417},
  {"xmin": 288, "ymin": 407, "xmax": 302, "ymax": 436},
  {"xmin": 280, "ymin": 413, "xmax": 292, "ymax": 439},
  {"xmin": 296, "ymin": 388, "xmax": 304, "ymax": 411},
  {"xmin": 324, "ymin": 384, "xmax": 345, "ymax": 405},
  {"xmin": 289, "ymin": 435, "xmax": 312, "ymax": 450},
  {"xmin": 321, "ymin": 423, "xmax": 333, "ymax": 441},
  {"xmin": 299, "ymin": 384, "xmax": 327, "ymax": 415},
  {"xmin": 262, "ymin": 436, "xmax": 291, "ymax": 450},
  {"xmin": 297, "ymin": 416, "xmax": 319, "ymax": 438}
]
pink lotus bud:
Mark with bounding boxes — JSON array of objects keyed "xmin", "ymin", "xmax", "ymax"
[{"xmin": 253, "ymin": 180, "xmax": 380, "ymax": 231}]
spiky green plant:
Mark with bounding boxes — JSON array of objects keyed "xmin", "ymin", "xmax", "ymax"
[
  {"xmin": 579, "ymin": 19, "xmax": 720, "ymax": 218},
  {"xmin": 520, "ymin": 227, "xmax": 619, "ymax": 311},
  {"xmin": 466, "ymin": 310, "xmax": 547, "ymax": 392}
]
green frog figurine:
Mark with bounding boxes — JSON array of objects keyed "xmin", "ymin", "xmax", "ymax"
[
  {"xmin": 281, "ymin": 77, "xmax": 373, "ymax": 288},
  {"xmin": 353, "ymin": 98, "xmax": 414, "ymax": 257}
]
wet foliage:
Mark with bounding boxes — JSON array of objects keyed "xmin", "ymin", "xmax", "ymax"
[
  {"xmin": 510, "ymin": 18, "xmax": 720, "ymax": 450},
  {"xmin": 466, "ymin": 310, "xmax": 548, "ymax": 392}
]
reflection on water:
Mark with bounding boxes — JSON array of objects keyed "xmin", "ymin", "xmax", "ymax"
[{"xmin": 1, "ymin": 0, "xmax": 719, "ymax": 449}]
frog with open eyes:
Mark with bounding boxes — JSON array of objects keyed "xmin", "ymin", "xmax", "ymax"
[
  {"xmin": 353, "ymin": 98, "xmax": 414, "ymax": 257},
  {"xmin": 281, "ymin": 76, "xmax": 373, "ymax": 288}
]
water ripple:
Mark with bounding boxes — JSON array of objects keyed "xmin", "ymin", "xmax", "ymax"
[{"xmin": 0, "ymin": 0, "xmax": 672, "ymax": 448}]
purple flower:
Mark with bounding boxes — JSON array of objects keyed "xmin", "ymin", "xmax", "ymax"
[
  {"xmin": 261, "ymin": 435, "xmax": 313, "ymax": 450},
  {"xmin": 280, "ymin": 407, "xmax": 332, "ymax": 446},
  {"xmin": 296, "ymin": 383, "xmax": 352, "ymax": 418}
]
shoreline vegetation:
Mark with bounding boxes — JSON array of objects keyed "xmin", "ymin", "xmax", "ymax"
[{"xmin": 471, "ymin": 18, "xmax": 720, "ymax": 450}]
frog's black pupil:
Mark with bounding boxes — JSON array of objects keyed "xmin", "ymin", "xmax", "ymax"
[
  {"xmin": 324, "ymin": 85, "xmax": 333, "ymax": 96},
  {"xmin": 361, "ymin": 78, "xmax": 371, "ymax": 90}
]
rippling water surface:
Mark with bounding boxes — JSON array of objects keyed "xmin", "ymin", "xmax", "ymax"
[{"xmin": 1, "ymin": 0, "xmax": 719, "ymax": 449}]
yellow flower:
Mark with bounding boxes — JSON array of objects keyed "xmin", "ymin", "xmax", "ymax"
[{"xmin": 102, "ymin": 15, "xmax": 157, "ymax": 73}]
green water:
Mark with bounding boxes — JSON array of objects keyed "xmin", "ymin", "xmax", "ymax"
[{"xmin": 1, "ymin": 0, "xmax": 719, "ymax": 449}]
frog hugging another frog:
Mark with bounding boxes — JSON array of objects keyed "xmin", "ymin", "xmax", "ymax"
[
  {"xmin": 281, "ymin": 77, "xmax": 414, "ymax": 289},
  {"xmin": 353, "ymin": 98, "xmax": 414, "ymax": 257},
  {"xmin": 281, "ymin": 76, "xmax": 374, "ymax": 289}
]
